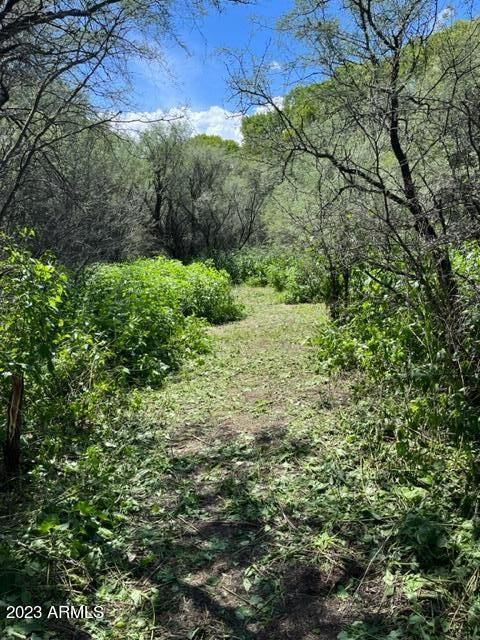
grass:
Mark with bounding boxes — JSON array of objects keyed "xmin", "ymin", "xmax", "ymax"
[{"xmin": 1, "ymin": 286, "xmax": 478, "ymax": 639}]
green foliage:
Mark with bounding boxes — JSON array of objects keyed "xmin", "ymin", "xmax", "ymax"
[
  {"xmin": 241, "ymin": 110, "xmax": 284, "ymax": 155},
  {"xmin": 81, "ymin": 257, "xmax": 243, "ymax": 383},
  {"xmin": 215, "ymin": 247, "xmax": 340, "ymax": 305},
  {"xmin": 314, "ymin": 273, "xmax": 420, "ymax": 375},
  {"xmin": 214, "ymin": 248, "xmax": 284, "ymax": 286},
  {"xmin": 189, "ymin": 134, "xmax": 239, "ymax": 154},
  {"xmin": 0, "ymin": 239, "xmax": 242, "ymax": 453},
  {"xmin": 140, "ymin": 124, "xmax": 269, "ymax": 262},
  {"xmin": 0, "ymin": 234, "xmax": 130, "ymax": 462},
  {"xmin": 312, "ymin": 260, "xmax": 480, "ymax": 437},
  {"xmin": 0, "ymin": 232, "xmax": 68, "ymax": 388},
  {"xmin": 282, "ymin": 253, "xmax": 330, "ymax": 304}
]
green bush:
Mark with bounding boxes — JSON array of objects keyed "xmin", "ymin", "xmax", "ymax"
[
  {"xmin": 1, "ymin": 241, "xmax": 243, "ymax": 475},
  {"xmin": 214, "ymin": 247, "xmax": 332, "ymax": 304},
  {"xmin": 178, "ymin": 261, "xmax": 244, "ymax": 324},
  {"xmin": 214, "ymin": 248, "xmax": 275, "ymax": 285},
  {"xmin": 0, "ymin": 232, "xmax": 68, "ymax": 393},
  {"xmin": 80, "ymin": 257, "xmax": 243, "ymax": 383},
  {"xmin": 313, "ymin": 275, "xmax": 422, "ymax": 379},
  {"xmin": 312, "ymin": 263, "xmax": 480, "ymax": 436},
  {"xmin": 282, "ymin": 254, "xmax": 328, "ymax": 304}
]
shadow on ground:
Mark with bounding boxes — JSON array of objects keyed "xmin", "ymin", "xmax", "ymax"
[{"xmin": 94, "ymin": 435, "xmax": 395, "ymax": 640}]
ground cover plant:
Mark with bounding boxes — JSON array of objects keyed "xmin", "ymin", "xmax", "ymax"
[
  {"xmin": 81, "ymin": 257, "xmax": 243, "ymax": 383},
  {"xmin": 2, "ymin": 287, "xmax": 478, "ymax": 639}
]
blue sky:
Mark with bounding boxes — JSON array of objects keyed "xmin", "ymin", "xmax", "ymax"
[
  {"xmin": 131, "ymin": 0, "xmax": 292, "ymax": 112},
  {"xmin": 120, "ymin": 0, "xmax": 292, "ymax": 141},
  {"xmin": 119, "ymin": 0, "xmax": 466, "ymax": 141}
]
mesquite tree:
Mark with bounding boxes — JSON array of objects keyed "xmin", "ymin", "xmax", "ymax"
[
  {"xmin": 232, "ymin": 1, "xmax": 480, "ymax": 401},
  {"xmin": 0, "ymin": 0, "xmax": 252, "ymax": 240},
  {"xmin": 142, "ymin": 125, "xmax": 270, "ymax": 260}
]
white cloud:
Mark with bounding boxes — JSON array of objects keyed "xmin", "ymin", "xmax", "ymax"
[
  {"xmin": 254, "ymin": 96, "xmax": 285, "ymax": 115},
  {"xmin": 269, "ymin": 61, "xmax": 283, "ymax": 72},
  {"xmin": 112, "ymin": 105, "xmax": 243, "ymax": 142},
  {"xmin": 188, "ymin": 106, "xmax": 243, "ymax": 142},
  {"xmin": 435, "ymin": 5, "xmax": 455, "ymax": 29},
  {"xmin": 112, "ymin": 95, "xmax": 285, "ymax": 143}
]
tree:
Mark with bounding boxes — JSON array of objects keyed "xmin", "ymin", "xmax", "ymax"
[
  {"xmin": 231, "ymin": 3, "xmax": 480, "ymax": 398},
  {"xmin": 19, "ymin": 122, "xmax": 147, "ymax": 265},
  {"xmin": 142, "ymin": 123, "xmax": 269, "ymax": 261},
  {"xmin": 0, "ymin": 0, "xmax": 253, "ymax": 249}
]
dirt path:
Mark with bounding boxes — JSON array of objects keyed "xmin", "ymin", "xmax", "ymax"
[
  {"xmin": 125, "ymin": 287, "xmax": 373, "ymax": 639},
  {"xmin": 162, "ymin": 286, "xmax": 331, "ymax": 453}
]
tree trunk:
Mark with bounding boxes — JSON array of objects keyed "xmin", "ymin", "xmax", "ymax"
[
  {"xmin": 388, "ymin": 69, "xmax": 460, "ymax": 315},
  {"xmin": 3, "ymin": 374, "xmax": 24, "ymax": 475}
]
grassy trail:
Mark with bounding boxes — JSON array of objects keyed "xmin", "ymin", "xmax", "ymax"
[
  {"xmin": 2, "ymin": 286, "xmax": 396, "ymax": 640},
  {"xmin": 120, "ymin": 286, "xmax": 371, "ymax": 640},
  {"xmin": 2, "ymin": 279, "xmax": 472, "ymax": 639},
  {"xmin": 160, "ymin": 285, "xmax": 331, "ymax": 456}
]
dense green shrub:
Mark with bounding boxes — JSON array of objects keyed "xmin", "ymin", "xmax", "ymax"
[
  {"xmin": 177, "ymin": 260, "xmax": 244, "ymax": 324},
  {"xmin": 80, "ymin": 257, "xmax": 243, "ymax": 383},
  {"xmin": 313, "ymin": 262, "xmax": 480, "ymax": 436},
  {"xmin": 1, "ymin": 240, "xmax": 243, "ymax": 476},
  {"xmin": 0, "ymin": 241, "xmax": 243, "ymax": 409},
  {"xmin": 214, "ymin": 248, "xmax": 277, "ymax": 285},
  {"xmin": 214, "ymin": 247, "xmax": 331, "ymax": 304},
  {"xmin": 0, "ymin": 233, "xmax": 68, "ymax": 391},
  {"xmin": 313, "ymin": 274, "xmax": 420, "ymax": 377},
  {"xmin": 282, "ymin": 253, "xmax": 329, "ymax": 304},
  {"xmin": 0, "ymin": 233, "xmax": 71, "ymax": 472}
]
